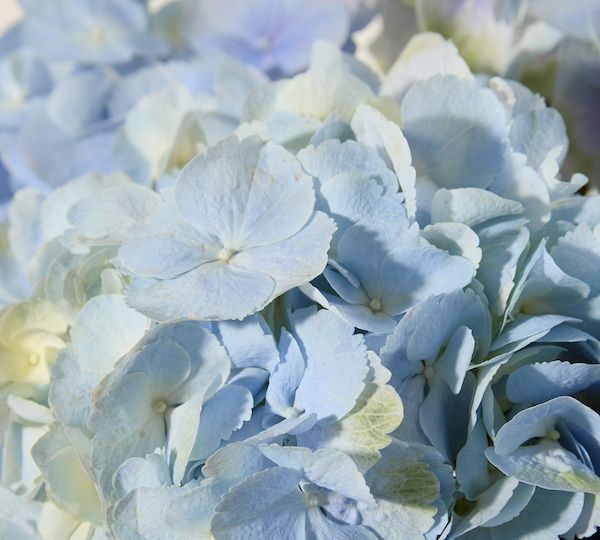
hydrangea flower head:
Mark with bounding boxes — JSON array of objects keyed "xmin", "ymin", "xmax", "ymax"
[{"xmin": 1, "ymin": 2, "xmax": 600, "ymax": 539}]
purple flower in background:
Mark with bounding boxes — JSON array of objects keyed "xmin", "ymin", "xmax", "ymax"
[{"xmin": 182, "ymin": 0, "xmax": 352, "ymax": 76}]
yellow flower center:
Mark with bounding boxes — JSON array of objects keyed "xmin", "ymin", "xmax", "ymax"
[
  {"xmin": 423, "ymin": 365, "xmax": 435, "ymax": 379},
  {"xmin": 88, "ymin": 27, "xmax": 107, "ymax": 45},
  {"xmin": 369, "ymin": 298, "xmax": 382, "ymax": 312},
  {"xmin": 28, "ymin": 353, "xmax": 40, "ymax": 367},
  {"xmin": 218, "ymin": 248, "xmax": 237, "ymax": 262},
  {"xmin": 153, "ymin": 400, "xmax": 168, "ymax": 414}
]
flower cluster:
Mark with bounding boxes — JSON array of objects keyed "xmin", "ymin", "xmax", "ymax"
[{"xmin": 1, "ymin": 1, "xmax": 600, "ymax": 539}]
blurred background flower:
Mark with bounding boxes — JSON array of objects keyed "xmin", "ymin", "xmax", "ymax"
[{"xmin": 357, "ymin": 0, "xmax": 600, "ymax": 189}]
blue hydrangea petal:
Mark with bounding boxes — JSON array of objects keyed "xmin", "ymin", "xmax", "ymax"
[
  {"xmin": 506, "ymin": 361, "xmax": 600, "ymax": 405},
  {"xmin": 174, "ymin": 136, "xmax": 315, "ymax": 248},
  {"xmin": 190, "ymin": 384, "xmax": 254, "ymax": 462},
  {"xmin": 266, "ymin": 329, "xmax": 306, "ymax": 418},
  {"xmin": 484, "ymin": 489, "xmax": 585, "ymax": 540},
  {"xmin": 435, "ymin": 325, "xmax": 475, "ymax": 394},
  {"xmin": 401, "ymin": 75, "xmax": 509, "ymax": 190},
  {"xmin": 49, "ymin": 294, "xmax": 149, "ymax": 428},
  {"xmin": 232, "ymin": 211, "xmax": 336, "ymax": 298},
  {"xmin": 68, "ymin": 182, "xmax": 161, "ymax": 246},
  {"xmin": 448, "ymin": 476, "xmax": 525, "ymax": 538},
  {"xmin": 306, "ymin": 506, "xmax": 378, "ymax": 539},
  {"xmin": 210, "ymin": 313, "xmax": 279, "ymax": 371},
  {"xmin": 486, "ymin": 440, "xmax": 600, "ymax": 493},
  {"xmin": 430, "ymin": 188, "xmax": 523, "ymax": 228},
  {"xmin": 126, "ymin": 262, "xmax": 276, "ymax": 321},
  {"xmin": 456, "ymin": 416, "xmax": 495, "ymax": 500},
  {"xmin": 211, "ymin": 467, "xmax": 307, "ymax": 539},
  {"xmin": 292, "ymin": 307, "xmax": 368, "ymax": 422},
  {"xmin": 119, "ymin": 204, "xmax": 221, "ymax": 280},
  {"xmin": 258, "ymin": 445, "xmax": 374, "ymax": 505}
]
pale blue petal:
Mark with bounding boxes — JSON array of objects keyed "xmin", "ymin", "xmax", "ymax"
[
  {"xmin": 483, "ymin": 482, "xmax": 536, "ymax": 528},
  {"xmin": 184, "ymin": 0, "xmax": 350, "ymax": 75},
  {"xmin": 486, "ymin": 489, "xmax": 585, "ymax": 540},
  {"xmin": 89, "ymin": 372, "xmax": 166, "ymax": 497},
  {"xmin": 211, "ymin": 313, "xmax": 279, "ymax": 371},
  {"xmin": 7, "ymin": 188, "xmax": 44, "ymax": 269},
  {"xmin": 528, "ymin": 0, "xmax": 600, "ymax": 40},
  {"xmin": 166, "ymin": 393, "xmax": 205, "ymax": 485},
  {"xmin": 211, "ymin": 467, "xmax": 307, "ymax": 539},
  {"xmin": 431, "ymin": 188, "xmax": 523, "ymax": 228},
  {"xmin": 46, "ymin": 70, "xmax": 113, "ymax": 136},
  {"xmin": 49, "ymin": 349, "xmax": 99, "ymax": 428},
  {"xmin": 509, "ymin": 107, "xmax": 567, "ymax": 171},
  {"xmin": 448, "ymin": 476, "xmax": 523, "ymax": 538},
  {"xmin": 379, "ymin": 246, "xmax": 475, "ymax": 315},
  {"xmin": 175, "ymin": 136, "xmax": 315, "ymax": 248},
  {"xmin": 22, "ymin": 0, "xmax": 148, "ymax": 64},
  {"xmin": 124, "ymin": 338, "xmax": 192, "ymax": 398},
  {"xmin": 118, "ymin": 200, "xmax": 221, "ymax": 279},
  {"xmin": 318, "ymin": 290, "xmax": 398, "ymax": 333},
  {"xmin": 156, "ymin": 327, "xmax": 231, "ymax": 404},
  {"xmin": 382, "ymin": 289, "xmax": 490, "ymax": 366},
  {"xmin": 435, "ymin": 325, "xmax": 475, "ymax": 394},
  {"xmin": 228, "ymin": 367, "xmax": 269, "ymax": 403},
  {"xmin": 506, "ymin": 361, "xmax": 600, "ymax": 405},
  {"xmin": 292, "ymin": 307, "xmax": 368, "ymax": 422},
  {"xmin": 70, "ymin": 294, "xmax": 148, "ymax": 374},
  {"xmin": 126, "ymin": 262, "xmax": 276, "ymax": 321},
  {"xmin": 298, "ymin": 139, "xmax": 399, "ymax": 192},
  {"xmin": 486, "ymin": 440, "xmax": 600, "ymax": 493},
  {"xmin": 15, "ymin": 102, "xmax": 118, "ymax": 190},
  {"xmin": 456, "ymin": 417, "xmax": 494, "ymax": 500},
  {"xmin": 109, "ymin": 60, "xmax": 215, "ymax": 117},
  {"xmin": 111, "ymin": 454, "xmax": 171, "ymax": 501},
  {"xmin": 49, "ymin": 294, "xmax": 148, "ymax": 427},
  {"xmin": 258, "ymin": 445, "xmax": 374, "ymax": 504},
  {"xmin": 163, "ymin": 478, "xmax": 230, "ymax": 539},
  {"xmin": 69, "ymin": 183, "xmax": 160, "ymax": 245},
  {"xmin": 190, "ymin": 384, "xmax": 254, "ymax": 461},
  {"xmin": 493, "ymin": 314, "xmax": 579, "ymax": 351},
  {"xmin": 419, "ymin": 376, "xmax": 473, "ymax": 462},
  {"xmin": 476, "ymin": 217, "xmax": 529, "ymax": 316},
  {"xmin": 493, "ymin": 396, "xmax": 600, "ymax": 456},
  {"xmin": 401, "ymin": 75, "xmax": 508, "ymax": 189},
  {"xmin": 563, "ymin": 493, "xmax": 600, "ymax": 539},
  {"xmin": 233, "ymin": 211, "xmax": 336, "ymax": 297},
  {"xmin": 552, "ymin": 224, "xmax": 600, "ymax": 296},
  {"xmin": 266, "ymin": 329, "xmax": 306, "ymax": 418},
  {"xmin": 324, "ymin": 267, "xmax": 369, "ymax": 306},
  {"xmin": 318, "ymin": 175, "xmax": 401, "ymax": 242},
  {"xmin": 306, "ymin": 506, "xmax": 377, "ymax": 539},
  {"xmin": 391, "ymin": 375, "xmax": 428, "ymax": 445}
]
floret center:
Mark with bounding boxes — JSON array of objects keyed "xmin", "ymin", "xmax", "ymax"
[
  {"xmin": 423, "ymin": 365, "xmax": 435, "ymax": 379},
  {"xmin": 28, "ymin": 353, "xmax": 40, "ymax": 366},
  {"xmin": 153, "ymin": 400, "xmax": 168, "ymax": 414},
  {"xmin": 369, "ymin": 298, "xmax": 382, "ymax": 312},
  {"xmin": 283, "ymin": 406, "xmax": 302, "ymax": 419},
  {"xmin": 88, "ymin": 27, "xmax": 107, "ymax": 45},
  {"xmin": 547, "ymin": 429, "xmax": 560, "ymax": 441},
  {"xmin": 218, "ymin": 248, "xmax": 237, "ymax": 262},
  {"xmin": 304, "ymin": 492, "xmax": 322, "ymax": 507}
]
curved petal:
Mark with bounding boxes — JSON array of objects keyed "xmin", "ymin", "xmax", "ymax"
[
  {"xmin": 233, "ymin": 211, "xmax": 335, "ymax": 297},
  {"xmin": 175, "ymin": 136, "xmax": 315, "ymax": 248},
  {"xmin": 126, "ymin": 261, "xmax": 275, "ymax": 321}
]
